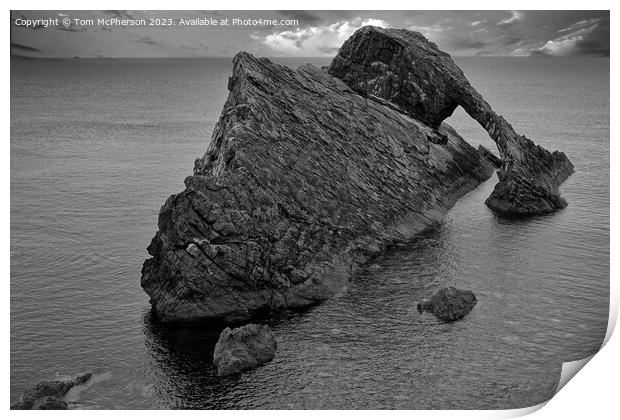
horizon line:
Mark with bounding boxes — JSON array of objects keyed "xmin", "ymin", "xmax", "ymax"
[{"xmin": 11, "ymin": 54, "xmax": 610, "ymax": 60}]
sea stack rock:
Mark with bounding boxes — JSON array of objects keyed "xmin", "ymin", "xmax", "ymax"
[
  {"xmin": 417, "ymin": 287, "xmax": 477, "ymax": 322},
  {"xmin": 213, "ymin": 324, "xmax": 277, "ymax": 376},
  {"xmin": 11, "ymin": 372, "xmax": 92, "ymax": 410},
  {"xmin": 141, "ymin": 42, "xmax": 494, "ymax": 322},
  {"xmin": 328, "ymin": 26, "xmax": 574, "ymax": 216}
]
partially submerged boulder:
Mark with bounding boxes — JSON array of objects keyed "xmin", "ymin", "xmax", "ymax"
[
  {"xmin": 11, "ymin": 372, "xmax": 92, "ymax": 410},
  {"xmin": 329, "ymin": 26, "xmax": 574, "ymax": 216},
  {"xmin": 417, "ymin": 286, "xmax": 477, "ymax": 322},
  {"xmin": 141, "ymin": 44, "xmax": 493, "ymax": 322},
  {"xmin": 29, "ymin": 396, "xmax": 68, "ymax": 410},
  {"xmin": 213, "ymin": 324, "xmax": 277, "ymax": 376}
]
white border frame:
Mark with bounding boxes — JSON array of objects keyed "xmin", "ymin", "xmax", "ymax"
[{"xmin": 5, "ymin": 1, "xmax": 616, "ymax": 418}]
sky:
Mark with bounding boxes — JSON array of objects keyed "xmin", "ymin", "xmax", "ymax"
[{"xmin": 10, "ymin": 10, "xmax": 610, "ymax": 58}]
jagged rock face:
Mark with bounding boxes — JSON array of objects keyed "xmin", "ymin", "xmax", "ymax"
[
  {"xmin": 417, "ymin": 286, "xmax": 477, "ymax": 322},
  {"xmin": 484, "ymin": 134, "xmax": 574, "ymax": 215},
  {"xmin": 478, "ymin": 145, "xmax": 502, "ymax": 169},
  {"xmin": 213, "ymin": 324, "xmax": 277, "ymax": 376},
  {"xmin": 11, "ymin": 373, "xmax": 92, "ymax": 410},
  {"xmin": 329, "ymin": 26, "xmax": 574, "ymax": 216},
  {"xmin": 141, "ymin": 51, "xmax": 493, "ymax": 322},
  {"xmin": 329, "ymin": 27, "xmax": 460, "ymax": 128}
]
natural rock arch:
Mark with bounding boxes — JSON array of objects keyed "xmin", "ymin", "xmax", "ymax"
[{"xmin": 328, "ymin": 26, "xmax": 574, "ymax": 215}]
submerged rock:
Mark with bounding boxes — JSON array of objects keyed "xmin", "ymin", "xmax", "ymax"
[
  {"xmin": 11, "ymin": 372, "xmax": 92, "ymax": 410},
  {"xmin": 368, "ymin": 263, "xmax": 382, "ymax": 271},
  {"xmin": 328, "ymin": 26, "xmax": 574, "ymax": 216},
  {"xmin": 141, "ymin": 39, "xmax": 494, "ymax": 321},
  {"xmin": 417, "ymin": 287, "xmax": 477, "ymax": 322},
  {"xmin": 29, "ymin": 396, "xmax": 68, "ymax": 410},
  {"xmin": 213, "ymin": 324, "xmax": 277, "ymax": 376}
]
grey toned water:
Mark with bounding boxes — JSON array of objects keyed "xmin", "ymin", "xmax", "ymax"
[{"xmin": 10, "ymin": 56, "xmax": 609, "ymax": 409}]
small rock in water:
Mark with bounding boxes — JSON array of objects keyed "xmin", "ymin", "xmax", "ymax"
[
  {"xmin": 213, "ymin": 324, "xmax": 277, "ymax": 376},
  {"xmin": 417, "ymin": 286, "xmax": 477, "ymax": 322},
  {"xmin": 11, "ymin": 372, "xmax": 93, "ymax": 410},
  {"xmin": 368, "ymin": 264, "xmax": 382, "ymax": 271}
]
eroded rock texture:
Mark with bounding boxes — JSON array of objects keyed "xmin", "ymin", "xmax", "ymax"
[
  {"xmin": 478, "ymin": 145, "xmax": 502, "ymax": 169},
  {"xmin": 328, "ymin": 26, "xmax": 574, "ymax": 215},
  {"xmin": 141, "ymin": 50, "xmax": 493, "ymax": 322},
  {"xmin": 213, "ymin": 324, "xmax": 277, "ymax": 376},
  {"xmin": 11, "ymin": 373, "xmax": 92, "ymax": 410}
]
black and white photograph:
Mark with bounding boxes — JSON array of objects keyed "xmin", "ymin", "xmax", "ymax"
[{"xmin": 8, "ymin": 3, "xmax": 614, "ymax": 413}]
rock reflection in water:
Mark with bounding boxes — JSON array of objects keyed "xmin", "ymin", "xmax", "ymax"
[{"xmin": 141, "ymin": 212, "xmax": 570, "ymax": 409}]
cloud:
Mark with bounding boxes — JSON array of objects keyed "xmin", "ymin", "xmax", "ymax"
[
  {"xmin": 558, "ymin": 18, "xmax": 600, "ymax": 33},
  {"xmin": 532, "ymin": 37, "xmax": 608, "ymax": 56},
  {"xmin": 276, "ymin": 10, "xmax": 324, "ymax": 26},
  {"xmin": 57, "ymin": 23, "xmax": 87, "ymax": 32},
  {"xmin": 497, "ymin": 11, "xmax": 523, "ymax": 26},
  {"xmin": 13, "ymin": 13, "xmax": 45, "ymax": 29},
  {"xmin": 258, "ymin": 17, "xmax": 388, "ymax": 56},
  {"xmin": 509, "ymin": 47, "xmax": 530, "ymax": 56},
  {"xmin": 450, "ymin": 37, "xmax": 489, "ymax": 50},
  {"xmin": 132, "ymin": 36, "xmax": 160, "ymax": 46},
  {"xmin": 180, "ymin": 43, "xmax": 210, "ymax": 52},
  {"xmin": 531, "ymin": 20, "xmax": 608, "ymax": 56},
  {"xmin": 499, "ymin": 34, "xmax": 525, "ymax": 48},
  {"xmin": 408, "ymin": 24, "xmax": 444, "ymax": 38},
  {"xmin": 8, "ymin": 10, "xmax": 610, "ymax": 58},
  {"xmin": 104, "ymin": 10, "xmax": 136, "ymax": 20},
  {"xmin": 11, "ymin": 42, "xmax": 41, "ymax": 52}
]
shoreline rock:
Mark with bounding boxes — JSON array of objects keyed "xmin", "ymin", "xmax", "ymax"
[
  {"xmin": 328, "ymin": 26, "xmax": 574, "ymax": 216},
  {"xmin": 213, "ymin": 324, "xmax": 277, "ymax": 376},
  {"xmin": 11, "ymin": 372, "xmax": 92, "ymax": 410},
  {"xmin": 141, "ymin": 42, "xmax": 493, "ymax": 322},
  {"xmin": 417, "ymin": 287, "xmax": 477, "ymax": 322}
]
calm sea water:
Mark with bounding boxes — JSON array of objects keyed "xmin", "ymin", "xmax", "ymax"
[{"xmin": 10, "ymin": 56, "xmax": 609, "ymax": 409}]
